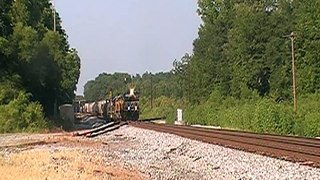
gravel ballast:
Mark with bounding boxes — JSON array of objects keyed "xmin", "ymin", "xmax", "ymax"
[
  {"xmin": 1, "ymin": 125, "xmax": 319, "ymax": 179},
  {"xmin": 97, "ymin": 125, "xmax": 320, "ymax": 180}
]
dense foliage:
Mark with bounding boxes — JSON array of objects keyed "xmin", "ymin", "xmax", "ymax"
[
  {"xmin": 0, "ymin": 82, "xmax": 48, "ymax": 133},
  {"xmin": 0, "ymin": 0, "xmax": 80, "ymax": 132},
  {"xmin": 183, "ymin": 0, "xmax": 320, "ymax": 101},
  {"xmin": 84, "ymin": 0, "xmax": 320, "ymax": 137}
]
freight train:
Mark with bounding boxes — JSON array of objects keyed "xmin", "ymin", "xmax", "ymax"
[{"xmin": 81, "ymin": 88, "xmax": 139, "ymax": 121}]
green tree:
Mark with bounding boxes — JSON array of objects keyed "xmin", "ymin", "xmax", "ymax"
[
  {"xmin": 1, "ymin": 0, "xmax": 80, "ymax": 118},
  {"xmin": 294, "ymin": 0, "xmax": 320, "ymax": 94}
]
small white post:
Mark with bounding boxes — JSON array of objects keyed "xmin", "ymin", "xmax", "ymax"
[{"xmin": 177, "ymin": 109, "xmax": 183, "ymax": 123}]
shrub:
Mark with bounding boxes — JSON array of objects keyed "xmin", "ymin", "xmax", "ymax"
[
  {"xmin": 295, "ymin": 112, "xmax": 320, "ymax": 137},
  {"xmin": 293, "ymin": 93, "xmax": 320, "ymax": 137},
  {"xmin": 252, "ymin": 99, "xmax": 294, "ymax": 134},
  {"xmin": 184, "ymin": 91, "xmax": 296, "ymax": 135},
  {"xmin": 0, "ymin": 91, "xmax": 48, "ymax": 133},
  {"xmin": 140, "ymin": 96, "xmax": 187, "ymax": 124},
  {"xmin": 142, "ymin": 90, "xmax": 320, "ymax": 137}
]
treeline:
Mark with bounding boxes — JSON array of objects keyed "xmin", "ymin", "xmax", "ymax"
[
  {"xmin": 177, "ymin": 0, "xmax": 320, "ymax": 102},
  {"xmin": 84, "ymin": 0, "xmax": 320, "ymax": 137},
  {"xmin": 0, "ymin": 0, "xmax": 80, "ymax": 132},
  {"xmin": 83, "ymin": 72, "xmax": 182, "ymax": 102}
]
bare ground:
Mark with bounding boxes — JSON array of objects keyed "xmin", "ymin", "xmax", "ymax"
[{"xmin": 0, "ymin": 133, "xmax": 145, "ymax": 180}]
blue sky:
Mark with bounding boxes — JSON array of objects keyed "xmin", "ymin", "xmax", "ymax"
[{"xmin": 55, "ymin": 0, "xmax": 201, "ymax": 94}]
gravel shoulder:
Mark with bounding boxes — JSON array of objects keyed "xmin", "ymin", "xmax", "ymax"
[{"xmin": 0, "ymin": 125, "xmax": 319, "ymax": 179}]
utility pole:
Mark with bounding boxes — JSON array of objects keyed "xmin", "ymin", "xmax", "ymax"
[
  {"xmin": 290, "ymin": 32, "xmax": 297, "ymax": 113},
  {"xmin": 53, "ymin": 0, "xmax": 57, "ymax": 118},
  {"xmin": 188, "ymin": 70, "xmax": 191, "ymax": 102},
  {"xmin": 150, "ymin": 74, "xmax": 153, "ymax": 108},
  {"xmin": 53, "ymin": 0, "xmax": 56, "ymax": 32}
]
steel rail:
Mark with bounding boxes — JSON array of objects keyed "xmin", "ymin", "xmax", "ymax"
[{"xmin": 130, "ymin": 122, "xmax": 320, "ymax": 167}]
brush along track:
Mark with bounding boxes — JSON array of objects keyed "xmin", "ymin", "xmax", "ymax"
[{"xmin": 129, "ymin": 122, "xmax": 320, "ymax": 167}]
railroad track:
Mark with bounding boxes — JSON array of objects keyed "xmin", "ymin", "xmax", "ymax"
[
  {"xmin": 129, "ymin": 121, "xmax": 320, "ymax": 167},
  {"xmin": 73, "ymin": 121, "xmax": 128, "ymax": 138}
]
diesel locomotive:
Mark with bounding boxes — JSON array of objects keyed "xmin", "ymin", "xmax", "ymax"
[{"xmin": 81, "ymin": 88, "xmax": 139, "ymax": 121}]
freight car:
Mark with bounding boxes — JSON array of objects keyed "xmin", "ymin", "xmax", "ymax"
[
  {"xmin": 81, "ymin": 88, "xmax": 139, "ymax": 121},
  {"xmin": 82, "ymin": 102, "xmax": 96, "ymax": 115}
]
